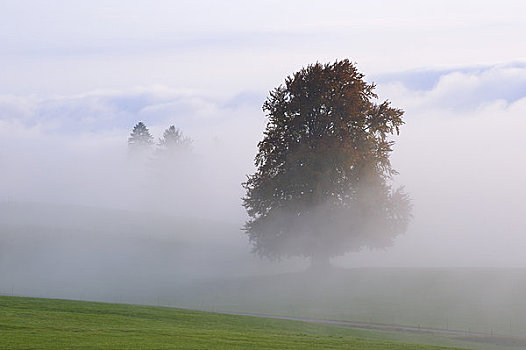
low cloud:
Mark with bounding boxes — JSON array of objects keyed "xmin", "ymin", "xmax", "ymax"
[{"xmin": 376, "ymin": 63, "xmax": 526, "ymax": 112}]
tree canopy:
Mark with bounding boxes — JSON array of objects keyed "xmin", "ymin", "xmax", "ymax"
[
  {"xmin": 157, "ymin": 125, "xmax": 191, "ymax": 155},
  {"xmin": 242, "ymin": 60, "xmax": 411, "ymax": 264},
  {"xmin": 128, "ymin": 121, "xmax": 154, "ymax": 154}
]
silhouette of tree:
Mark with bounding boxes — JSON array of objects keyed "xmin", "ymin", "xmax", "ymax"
[
  {"xmin": 243, "ymin": 60, "xmax": 412, "ymax": 266},
  {"xmin": 157, "ymin": 125, "xmax": 191, "ymax": 155},
  {"xmin": 128, "ymin": 122, "xmax": 154, "ymax": 155}
]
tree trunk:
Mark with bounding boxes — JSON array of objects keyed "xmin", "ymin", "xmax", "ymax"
[{"xmin": 310, "ymin": 255, "xmax": 331, "ymax": 271}]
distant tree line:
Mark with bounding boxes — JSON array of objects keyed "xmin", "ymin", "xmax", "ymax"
[{"xmin": 128, "ymin": 122, "xmax": 191, "ymax": 156}]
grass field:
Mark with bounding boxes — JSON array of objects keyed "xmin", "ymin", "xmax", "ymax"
[{"xmin": 0, "ymin": 296, "xmax": 473, "ymax": 350}]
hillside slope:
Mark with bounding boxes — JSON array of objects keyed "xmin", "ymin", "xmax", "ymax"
[{"xmin": 0, "ymin": 296, "xmax": 464, "ymax": 350}]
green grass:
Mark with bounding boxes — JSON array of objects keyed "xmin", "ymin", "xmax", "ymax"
[{"xmin": 0, "ymin": 296, "xmax": 465, "ymax": 350}]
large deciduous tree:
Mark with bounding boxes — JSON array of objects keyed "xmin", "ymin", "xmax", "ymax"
[{"xmin": 242, "ymin": 60, "xmax": 411, "ymax": 266}]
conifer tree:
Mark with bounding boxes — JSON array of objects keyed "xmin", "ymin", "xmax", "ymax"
[
  {"xmin": 157, "ymin": 125, "xmax": 191, "ymax": 155},
  {"xmin": 128, "ymin": 122, "xmax": 154, "ymax": 154}
]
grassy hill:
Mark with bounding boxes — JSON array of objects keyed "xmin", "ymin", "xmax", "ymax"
[
  {"xmin": 3, "ymin": 202, "xmax": 526, "ymax": 348},
  {"xmin": 0, "ymin": 202, "xmax": 281, "ymax": 297},
  {"xmin": 0, "ymin": 201, "xmax": 301, "ymax": 302},
  {"xmin": 0, "ymin": 296, "xmax": 467, "ymax": 350},
  {"xmin": 171, "ymin": 268, "xmax": 526, "ymax": 339}
]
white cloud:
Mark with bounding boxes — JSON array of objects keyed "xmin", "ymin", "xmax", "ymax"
[{"xmin": 377, "ymin": 64, "xmax": 526, "ymax": 114}]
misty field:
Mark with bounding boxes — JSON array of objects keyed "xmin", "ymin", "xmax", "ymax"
[
  {"xmin": 0, "ymin": 296, "xmax": 467, "ymax": 350},
  {"xmin": 174, "ymin": 269, "xmax": 526, "ymax": 338},
  {"xmin": 4, "ymin": 203, "xmax": 526, "ymax": 349}
]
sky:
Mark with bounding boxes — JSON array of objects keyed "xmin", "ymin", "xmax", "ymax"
[{"xmin": 1, "ymin": 0, "xmax": 526, "ymax": 267}]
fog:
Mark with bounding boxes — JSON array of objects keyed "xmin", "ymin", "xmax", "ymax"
[
  {"xmin": 3, "ymin": 65, "xmax": 526, "ymax": 271},
  {"xmin": 1, "ymin": 86, "xmax": 526, "ymax": 343},
  {"xmin": 0, "ymin": 87, "xmax": 307, "ymax": 300},
  {"xmin": 340, "ymin": 64, "xmax": 526, "ymax": 268},
  {"xmin": 3, "ymin": 66, "xmax": 526, "ymax": 325},
  {"xmin": 3, "ymin": 1, "xmax": 526, "ymax": 340}
]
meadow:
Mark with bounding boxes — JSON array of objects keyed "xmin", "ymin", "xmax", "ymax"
[{"xmin": 0, "ymin": 295, "xmax": 473, "ymax": 350}]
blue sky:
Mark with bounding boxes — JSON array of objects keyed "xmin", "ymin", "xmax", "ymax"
[{"xmin": 2, "ymin": 0, "xmax": 526, "ymax": 267}]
